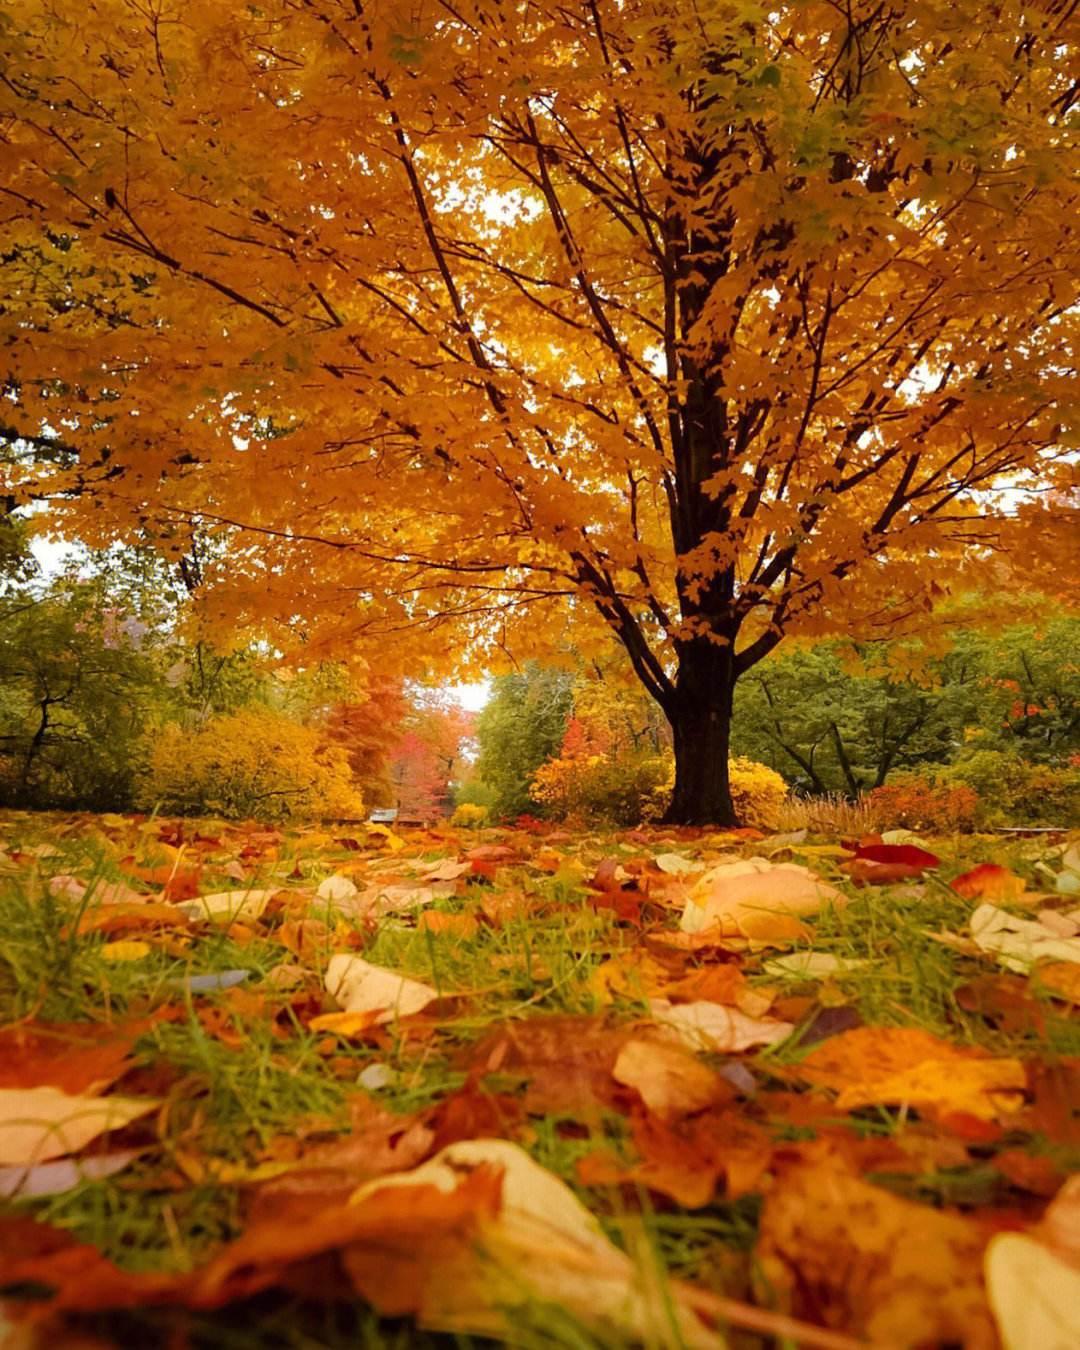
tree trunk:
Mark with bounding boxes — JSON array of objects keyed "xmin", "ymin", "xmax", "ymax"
[{"xmin": 663, "ymin": 643, "xmax": 738, "ymax": 826}]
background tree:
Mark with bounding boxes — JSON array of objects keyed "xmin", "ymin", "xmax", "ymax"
[
  {"xmin": 732, "ymin": 643, "xmax": 976, "ymax": 795},
  {"xmin": 3, "ymin": 0, "xmax": 1077, "ymax": 822},
  {"xmin": 324, "ymin": 678, "xmax": 410, "ymax": 809},
  {"xmin": 473, "ymin": 666, "xmax": 574, "ymax": 820},
  {"xmin": 385, "ymin": 690, "xmax": 475, "ymax": 820},
  {"xmin": 0, "ymin": 579, "xmax": 162, "ymax": 808},
  {"xmin": 733, "ymin": 617, "xmax": 1080, "ymax": 796}
]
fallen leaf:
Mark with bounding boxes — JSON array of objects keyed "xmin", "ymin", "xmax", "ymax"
[
  {"xmin": 177, "ymin": 889, "xmax": 275, "ymax": 924},
  {"xmin": 649, "ymin": 999, "xmax": 794, "ymax": 1053},
  {"xmin": 578, "ymin": 1107, "xmax": 771, "ymax": 1207},
  {"xmin": 854, "ymin": 843, "xmax": 941, "ymax": 869},
  {"xmin": 791, "ymin": 1026, "xmax": 1027, "ymax": 1121},
  {"xmin": 612, "ymin": 1039, "xmax": 731, "ymax": 1121},
  {"xmin": 590, "ymin": 949, "xmax": 672, "ymax": 1003},
  {"xmin": 469, "ymin": 1017, "xmax": 631, "ymax": 1115},
  {"xmin": 100, "ymin": 940, "xmax": 151, "ymax": 962},
  {"xmin": 416, "ymin": 910, "xmax": 479, "ymax": 939},
  {"xmin": 344, "ymin": 1139, "xmax": 722, "ymax": 1347},
  {"xmin": 757, "ymin": 1160, "xmax": 997, "ymax": 1347},
  {"xmin": 957, "ymin": 974, "xmax": 1046, "ymax": 1034},
  {"xmin": 74, "ymin": 901, "xmax": 193, "ymax": 936},
  {"xmin": 654, "ymin": 853, "xmax": 703, "ymax": 876},
  {"xmin": 0, "ymin": 1087, "xmax": 159, "ymax": 1165},
  {"xmin": 278, "ymin": 919, "xmax": 333, "ymax": 961},
  {"xmin": 762, "ymin": 953, "xmax": 870, "ymax": 979},
  {"xmin": 368, "ymin": 824, "xmax": 405, "ymax": 851},
  {"xmin": 971, "ymin": 903, "xmax": 1080, "ymax": 972},
  {"xmin": 953, "ymin": 863, "xmax": 1029, "ymax": 903},
  {"xmin": 680, "ymin": 859, "xmax": 846, "ymax": 940},
  {"xmin": 49, "ymin": 875, "xmax": 146, "ymax": 906},
  {"xmin": 316, "ymin": 874, "xmax": 359, "ymax": 903},
  {"xmin": 985, "ymin": 1232, "xmax": 1080, "ymax": 1350},
  {"xmin": 0, "ymin": 1021, "xmax": 144, "ymax": 1094},
  {"xmin": 420, "ymin": 859, "xmax": 472, "ymax": 882},
  {"xmin": 1039, "ymin": 1173, "xmax": 1080, "ymax": 1267},
  {"xmin": 1037, "ymin": 962, "xmax": 1080, "ymax": 1004},
  {"xmin": 322, "ymin": 954, "xmax": 437, "ymax": 1025},
  {"xmin": 0, "ymin": 1149, "xmax": 142, "ymax": 1199},
  {"xmin": 122, "ymin": 862, "xmax": 202, "ymax": 901}
]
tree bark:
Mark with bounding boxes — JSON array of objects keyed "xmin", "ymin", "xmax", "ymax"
[{"xmin": 663, "ymin": 642, "xmax": 738, "ymax": 826}]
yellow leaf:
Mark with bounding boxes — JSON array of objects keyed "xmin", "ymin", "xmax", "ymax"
[{"xmin": 101, "ymin": 940, "xmax": 152, "ymax": 962}]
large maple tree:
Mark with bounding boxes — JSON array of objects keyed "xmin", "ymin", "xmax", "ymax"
[{"xmin": 2, "ymin": 0, "xmax": 1077, "ymax": 821}]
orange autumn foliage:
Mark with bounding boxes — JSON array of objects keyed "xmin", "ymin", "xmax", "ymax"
[{"xmin": 2, "ymin": 1, "xmax": 1076, "ymax": 822}]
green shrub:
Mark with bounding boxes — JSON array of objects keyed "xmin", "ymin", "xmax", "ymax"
[{"xmin": 138, "ymin": 707, "xmax": 363, "ymax": 822}]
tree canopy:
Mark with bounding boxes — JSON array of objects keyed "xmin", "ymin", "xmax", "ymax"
[{"xmin": 2, "ymin": 0, "xmax": 1077, "ymax": 820}]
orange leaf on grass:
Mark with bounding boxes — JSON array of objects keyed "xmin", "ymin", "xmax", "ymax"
[
  {"xmin": 757, "ymin": 1160, "xmax": 997, "ymax": 1347},
  {"xmin": 73, "ymin": 901, "xmax": 194, "ymax": 937},
  {"xmin": 578, "ymin": 1108, "xmax": 772, "ymax": 1208},
  {"xmin": 417, "ymin": 910, "xmax": 480, "ymax": 939},
  {"xmin": 0, "ymin": 1019, "xmax": 159, "ymax": 1094},
  {"xmin": 121, "ymin": 862, "xmax": 203, "ymax": 901},
  {"xmin": 790, "ymin": 1026, "xmax": 1027, "ymax": 1121},
  {"xmin": 952, "ymin": 863, "xmax": 1028, "ymax": 903},
  {"xmin": 612, "ymin": 1039, "xmax": 733, "ymax": 1122}
]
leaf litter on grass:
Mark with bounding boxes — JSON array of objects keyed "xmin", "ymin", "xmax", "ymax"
[{"xmin": 0, "ymin": 810, "xmax": 1078, "ymax": 1348}]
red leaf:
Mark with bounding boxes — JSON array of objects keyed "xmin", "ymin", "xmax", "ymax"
[
  {"xmin": 951, "ymin": 863, "xmax": 1026, "ymax": 901},
  {"xmin": 853, "ymin": 844, "xmax": 941, "ymax": 869}
]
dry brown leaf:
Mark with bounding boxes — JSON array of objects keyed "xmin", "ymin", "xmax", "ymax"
[
  {"xmin": 590, "ymin": 949, "xmax": 672, "ymax": 1003},
  {"xmin": 757, "ymin": 1160, "xmax": 997, "ymax": 1348},
  {"xmin": 612, "ymin": 1039, "xmax": 732, "ymax": 1121},
  {"xmin": 657, "ymin": 963, "xmax": 747, "ymax": 1005},
  {"xmin": 0, "ymin": 1023, "xmax": 138, "ymax": 1095},
  {"xmin": 578, "ymin": 1108, "xmax": 772, "ymax": 1208},
  {"xmin": 469, "ymin": 1016, "xmax": 633, "ymax": 1116}
]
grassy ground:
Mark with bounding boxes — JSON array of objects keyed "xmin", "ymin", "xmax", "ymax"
[{"xmin": 0, "ymin": 810, "xmax": 1077, "ymax": 1347}]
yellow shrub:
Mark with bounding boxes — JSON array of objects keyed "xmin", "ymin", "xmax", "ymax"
[
  {"xmin": 532, "ymin": 749, "xmax": 671, "ymax": 825},
  {"xmin": 728, "ymin": 757, "xmax": 789, "ymax": 829},
  {"xmin": 139, "ymin": 707, "xmax": 363, "ymax": 822},
  {"xmin": 451, "ymin": 802, "xmax": 489, "ymax": 828}
]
